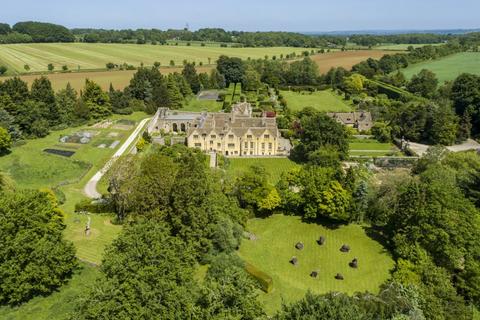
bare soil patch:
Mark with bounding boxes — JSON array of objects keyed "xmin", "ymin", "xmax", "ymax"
[{"xmin": 310, "ymin": 50, "xmax": 401, "ymax": 74}]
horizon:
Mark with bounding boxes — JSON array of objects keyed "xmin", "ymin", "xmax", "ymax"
[{"xmin": 2, "ymin": 0, "xmax": 480, "ymax": 32}]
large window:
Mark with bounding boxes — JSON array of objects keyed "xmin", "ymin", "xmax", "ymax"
[
  {"xmin": 228, "ymin": 134, "xmax": 234, "ymax": 139},
  {"xmin": 228, "ymin": 143, "xmax": 235, "ymax": 148}
]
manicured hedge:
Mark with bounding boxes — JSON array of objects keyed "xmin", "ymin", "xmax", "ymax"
[{"xmin": 245, "ymin": 262, "xmax": 273, "ymax": 293}]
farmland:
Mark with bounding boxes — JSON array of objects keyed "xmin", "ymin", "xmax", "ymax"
[
  {"xmin": 238, "ymin": 215, "xmax": 395, "ymax": 314},
  {"xmin": 0, "ymin": 43, "xmax": 314, "ymax": 74},
  {"xmin": 281, "ymin": 89, "xmax": 352, "ymax": 112},
  {"xmin": 310, "ymin": 50, "xmax": 398, "ymax": 74},
  {"xmin": 1, "ymin": 66, "xmax": 213, "ymax": 91},
  {"xmin": 374, "ymin": 43, "xmax": 442, "ymax": 51},
  {"xmin": 0, "ymin": 45, "xmax": 398, "ymax": 92},
  {"xmin": 402, "ymin": 52, "xmax": 480, "ymax": 83}
]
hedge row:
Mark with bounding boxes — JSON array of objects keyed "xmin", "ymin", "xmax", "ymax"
[{"xmin": 245, "ymin": 262, "xmax": 273, "ymax": 293}]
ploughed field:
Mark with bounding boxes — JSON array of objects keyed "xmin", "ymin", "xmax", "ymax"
[
  {"xmin": 238, "ymin": 215, "xmax": 395, "ymax": 314},
  {"xmin": 310, "ymin": 50, "xmax": 399, "ymax": 74},
  {"xmin": 402, "ymin": 52, "xmax": 480, "ymax": 83}
]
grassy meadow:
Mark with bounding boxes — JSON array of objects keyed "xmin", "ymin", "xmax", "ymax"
[
  {"xmin": 281, "ymin": 89, "xmax": 352, "ymax": 112},
  {"xmin": 402, "ymin": 52, "xmax": 480, "ymax": 83},
  {"xmin": 0, "ymin": 43, "xmax": 313, "ymax": 74},
  {"xmin": 226, "ymin": 157, "xmax": 299, "ymax": 184},
  {"xmin": 238, "ymin": 215, "xmax": 395, "ymax": 314}
]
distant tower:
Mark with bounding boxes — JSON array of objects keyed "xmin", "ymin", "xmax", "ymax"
[{"xmin": 185, "ymin": 23, "xmax": 190, "ymax": 31}]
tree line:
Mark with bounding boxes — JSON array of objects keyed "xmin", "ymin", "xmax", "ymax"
[
  {"xmin": 0, "ymin": 62, "xmax": 229, "ymax": 153},
  {"xmin": 3, "ymin": 20, "xmax": 480, "ymax": 49},
  {"xmin": 0, "ymin": 21, "xmax": 74, "ymax": 43}
]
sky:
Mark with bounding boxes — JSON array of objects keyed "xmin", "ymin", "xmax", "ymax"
[{"xmin": 2, "ymin": 0, "xmax": 480, "ymax": 32}]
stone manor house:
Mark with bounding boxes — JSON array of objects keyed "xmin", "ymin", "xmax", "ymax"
[{"xmin": 148, "ymin": 103, "xmax": 291, "ymax": 157}]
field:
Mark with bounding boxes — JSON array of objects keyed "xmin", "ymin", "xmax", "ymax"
[
  {"xmin": 0, "ymin": 112, "xmax": 148, "ymax": 264},
  {"xmin": 238, "ymin": 215, "xmax": 395, "ymax": 314},
  {"xmin": 281, "ymin": 89, "xmax": 352, "ymax": 112},
  {"xmin": 0, "ymin": 43, "xmax": 314, "ymax": 74},
  {"xmin": 226, "ymin": 158, "xmax": 299, "ymax": 183},
  {"xmin": 1, "ymin": 66, "xmax": 214, "ymax": 91},
  {"xmin": 375, "ymin": 43, "xmax": 442, "ymax": 51},
  {"xmin": 310, "ymin": 50, "xmax": 398, "ymax": 74},
  {"xmin": 349, "ymin": 139, "xmax": 400, "ymax": 157},
  {"xmin": 0, "ymin": 263, "xmax": 98, "ymax": 320},
  {"xmin": 402, "ymin": 52, "xmax": 480, "ymax": 83}
]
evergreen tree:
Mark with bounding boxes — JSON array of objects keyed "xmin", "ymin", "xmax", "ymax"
[
  {"xmin": 81, "ymin": 79, "xmax": 112, "ymax": 119},
  {"xmin": 31, "ymin": 76, "xmax": 58, "ymax": 125},
  {"xmin": 182, "ymin": 62, "xmax": 201, "ymax": 94},
  {"xmin": 55, "ymin": 83, "xmax": 78, "ymax": 125},
  {"xmin": 165, "ymin": 76, "xmax": 184, "ymax": 109},
  {"xmin": 0, "ymin": 77, "xmax": 29, "ymax": 104}
]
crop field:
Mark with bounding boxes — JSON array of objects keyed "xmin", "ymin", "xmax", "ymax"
[
  {"xmin": 402, "ymin": 52, "xmax": 480, "ymax": 83},
  {"xmin": 226, "ymin": 157, "xmax": 299, "ymax": 183},
  {"xmin": 310, "ymin": 50, "xmax": 398, "ymax": 74},
  {"xmin": 0, "ymin": 43, "xmax": 313, "ymax": 74},
  {"xmin": 375, "ymin": 43, "xmax": 442, "ymax": 51},
  {"xmin": 0, "ymin": 66, "xmax": 214, "ymax": 91},
  {"xmin": 281, "ymin": 89, "xmax": 352, "ymax": 112},
  {"xmin": 238, "ymin": 215, "xmax": 395, "ymax": 314}
]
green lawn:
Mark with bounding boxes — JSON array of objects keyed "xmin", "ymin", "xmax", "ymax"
[
  {"xmin": 0, "ymin": 43, "xmax": 313, "ymax": 74},
  {"xmin": 349, "ymin": 139, "xmax": 399, "ymax": 157},
  {"xmin": 0, "ymin": 112, "xmax": 148, "ymax": 264},
  {"xmin": 238, "ymin": 215, "xmax": 394, "ymax": 315},
  {"xmin": 281, "ymin": 90, "xmax": 352, "ymax": 112},
  {"xmin": 402, "ymin": 52, "xmax": 480, "ymax": 83},
  {"xmin": 182, "ymin": 97, "xmax": 223, "ymax": 112},
  {"xmin": 0, "ymin": 263, "xmax": 99, "ymax": 320},
  {"xmin": 226, "ymin": 158, "xmax": 299, "ymax": 184}
]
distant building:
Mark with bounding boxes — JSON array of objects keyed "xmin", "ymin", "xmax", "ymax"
[
  {"xmin": 149, "ymin": 103, "xmax": 291, "ymax": 157},
  {"xmin": 327, "ymin": 111, "xmax": 373, "ymax": 132}
]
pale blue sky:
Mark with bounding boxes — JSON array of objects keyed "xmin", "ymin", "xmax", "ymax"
[{"xmin": 2, "ymin": 0, "xmax": 479, "ymax": 32}]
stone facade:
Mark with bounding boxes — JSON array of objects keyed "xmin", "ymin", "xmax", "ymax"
[{"xmin": 149, "ymin": 103, "xmax": 290, "ymax": 157}]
